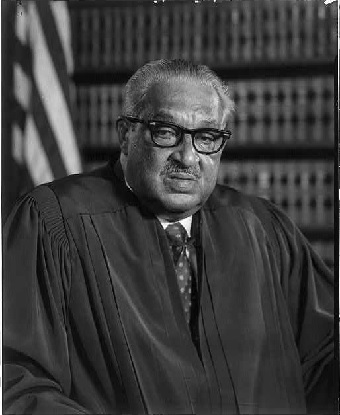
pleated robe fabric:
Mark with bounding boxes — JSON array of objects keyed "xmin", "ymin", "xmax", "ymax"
[{"xmin": 3, "ymin": 161, "xmax": 335, "ymax": 414}]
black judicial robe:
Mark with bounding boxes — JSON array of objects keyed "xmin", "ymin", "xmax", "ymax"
[{"xmin": 4, "ymin": 161, "xmax": 334, "ymax": 414}]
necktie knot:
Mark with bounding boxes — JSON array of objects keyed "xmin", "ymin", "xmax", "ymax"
[{"xmin": 165, "ymin": 222, "xmax": 188, "ymax": 247}]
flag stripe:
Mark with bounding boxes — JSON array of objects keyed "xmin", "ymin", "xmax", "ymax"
[
  {"xmin": 15, "ymin": 2, "xmax": 28, "ymax": 45},
  {"xmin": 12, "ymin": 99, "xmax": 27, "ymax": 132},
  {"xmin": 9, "ymin": 0, "xmax": 82, "ymax": 208},
  {"xmin": 50, "ymin": 2, "xmax": 74, "ymax": 74},
  {"xmin": 12, "ymin": 124, "xmax": 25, "ymax": 165},
  {"xmin": 30, "ymin": 2, "xmax": 82, "ymax": 175},
  {"xmin": 34, "ymin": 1, "xmax": 72, "ymax": 112},
  {"xmin": 30, "ymin": 80, "xmax": 68, "ymax": 179},
  {"xmin": 25, "ymin": 116, "xmax": 54, "ymax": 185},
  {"xmin": 13, "ymin": 37, "xmax": 32, "ymax": 76},
  {"xmin": 13, "ymin": 64, "xmax": 30, "ymax": 110}
]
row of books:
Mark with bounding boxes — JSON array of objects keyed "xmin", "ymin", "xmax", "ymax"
[
  {"xmin": 70, "ymin": 0, "xmax": 337, "ymax": 69},
  {"xmin": 217, "ymin": 160, "xmax": 334, "ymax": 227},
  {"xmin": 74, "ymin": 76, "xmax": 334, "ymax": 147},
  {"xmin": 228, "ymin": 76, "xmax": 334, "ymax": 145}
]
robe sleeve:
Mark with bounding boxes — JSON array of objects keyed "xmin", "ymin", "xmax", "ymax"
[
  {"xmin": 3, "ymin": 188, "xmax": 90, "ymax": 414},
  {"xmin": 263, "ymin": 200, "xmax": 335, "ymax": 415}
]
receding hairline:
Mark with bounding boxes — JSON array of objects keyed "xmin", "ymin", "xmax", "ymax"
[{"xmin": 122, "ymin": 59, "xmax": 235, "ymax": 120}]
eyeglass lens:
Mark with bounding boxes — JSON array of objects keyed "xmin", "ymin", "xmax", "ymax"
[{"xmin": 149, "ymin": 122, "xmax": 225, "ymax": 153}]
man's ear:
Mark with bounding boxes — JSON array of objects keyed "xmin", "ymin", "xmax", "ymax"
[{"xmin": 116, "ymin": 118, "xmax": 130, "ymax": 155}]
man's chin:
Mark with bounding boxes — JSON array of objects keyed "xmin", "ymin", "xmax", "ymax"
[
  {"xmin": 137, "ymin": 186, "xmax": 203, "ymax": 218},
  {"xmin": 156, "ymin": 193, "xmax": 202, "ymax": 217}
]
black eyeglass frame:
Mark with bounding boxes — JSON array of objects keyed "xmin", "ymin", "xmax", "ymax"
[{"xmin": 117, "ymin": 115, "xmax": 232, "ymax": 155}]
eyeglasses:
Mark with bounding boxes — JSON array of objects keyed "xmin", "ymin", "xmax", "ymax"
[{"xmin": 117, "ymin": 116, "xmax": 232, "ymax": 155}]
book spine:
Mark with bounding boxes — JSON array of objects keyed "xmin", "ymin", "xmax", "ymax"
[
  {"xmin": 103, "ymin": 10, "xmax": 112, "ymax": 68},
  {"xmin": 323, "ymin": 76, "xmax": 334, "ymax": 145},
  {"xmin": 193, "ymin": 4, "xmax": 203, "ymax": 62},
  {"xmin": 248, "ymin": 80, "xmax": 262, "ymax": 144},
  {"xmin": 271, "ymin": 162, "xmax": 282, "ymax": 221},
  {"xmin": 252, "ymin": 2, "xmax": 263, "ymax": 62},
  {"xmin": 181, "ymin": 3, "xmax": 191, "ymax": 61},
  {"xmin": 205, "ymin": 5, "xmax": 216, "ymax": 65},
  {"xmin": 304, "ymin": 0, "xmax": 314, "ymax": 60},
  {"xmin": 286, "ymin": 162, "xmax": 299, "ymax": 224},
  {"xmin": 79, "ymin": 8, "xmax": 90, "ymax": 69},
  {"xmin": 123, "ymin": 6, "xmax": 133, "ymax": 68},
  {"xmin": 314, "ymin": 161, "xmax": 323, "ymax": 226},
  {"xmin": 308, "ymin": 77, "xmax": 321, "ymax": 144},
  {"xmin": 263, "ymin": 1, "xmax": 276, "ymax": 61},
  {"xmin": 242, "ymin": 3, "xmax": 252, "ymax": 62},
  {"xmin": 280, "ymin": 79, "xmax": 293, "ymax": 145},
  {"xmin": 234, "ymin": 80, "xmax": 248, "ymax": 145},
  {"xmin": 149, "ymin": 5, "xmax": 158, "ymax": 62},
  {"xmin": 257, "ymin": 162, "xmax": 271, "ymax": 201},
  {"xmin": 113, "ymin": 6, "xmax": 122, "ymax": 69},
  {"xmin": 90, "ymin": 8, "xmax": 100, "ymax": 69},
  {"xmin": 74, "ymin": 86, "xmax": 87, "ymax": 148},
  {"xmin": 277, "ymin": 0, "xmax": 288, "ymax": 61},
  {"xmin": 171, "ymin": 4, "xmax": 181, "ymax": 60},
  {"xmin": 316, "ymin": 2, "xmax": 327, "ymax": 58},
  {"xmin": 291, "ymin": 1, "xmax": 301, "ymax": 59},
  {"xmin": 135, "ymin": 5, "xmax": 145, "ymax": 67},
  {"xmin": 110, "ymin": 85, "xmax": 119, "ymax": 148},
  {"xmin": 160, "ymin": 4, "xmax": 169, "ymax": 60},
  {"xmin": 293, "ymin": 78, "xmax": 307, "ymax": 145},
  {"xmin": 268, "ymin": 79, "xmax": 279, "ymax": 144},
  {"xmin": 230, "ymin": 1, "xmax": 241, "ymax": 62},
  {"xmin": 304, "ymin": 161, "xmax": 316, "ymax": 226},
  {"xmin": 104, "ymin": 86, "xmax": 112, "ymax": 147},
  {"xmin": 317, "ymin": 161, "xmax": 333, "ymax": 225},
  {"xmin": 89, "ymin": 87, "xmax": 98, "ymax": 148},
  {"xmin": 328, "ymin": 2, "xmax": 338, "ymax": 56}
]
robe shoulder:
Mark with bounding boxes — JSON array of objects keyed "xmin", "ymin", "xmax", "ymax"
[{"xmin": 26, "ymin": 162, "xmax": 135, "ymax": 220}]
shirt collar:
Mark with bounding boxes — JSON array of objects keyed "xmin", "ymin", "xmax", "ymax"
[{"xmin": 157, "ymin": 216, "xmax": 192, "ymax": 237}]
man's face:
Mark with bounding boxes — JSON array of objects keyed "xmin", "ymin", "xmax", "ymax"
[{"xmin": 122, "ymin": 78, "xmax": 227, "ymax": 220}]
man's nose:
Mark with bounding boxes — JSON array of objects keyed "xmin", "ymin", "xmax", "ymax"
[{"xmin": 172, "ymin": 134, "xmax": 198, "ymax": 166}]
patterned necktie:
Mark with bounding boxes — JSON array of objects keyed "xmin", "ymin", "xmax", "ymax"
[{"xmin": 165, "ymin": 222, "xmax": 193, "ymax": 325}]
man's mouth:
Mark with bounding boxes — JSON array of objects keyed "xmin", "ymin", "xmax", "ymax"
[{"xmin": 168, "ymin": 172, "xmax": 198, "ymax": 180}]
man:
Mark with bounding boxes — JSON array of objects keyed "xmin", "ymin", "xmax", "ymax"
[{"xmin": 4, "ymin": 59, "xmax": 334, "ymax": 414}]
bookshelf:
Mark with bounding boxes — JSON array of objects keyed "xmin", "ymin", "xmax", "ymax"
[{"xmin": 69, "ymin": 0, "xmax": 337, "ymax": 269}]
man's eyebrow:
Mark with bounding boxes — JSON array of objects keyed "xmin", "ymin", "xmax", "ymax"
[{"xmin": 152, "ymin": 112, "xmax": 218, "ymax": 127}]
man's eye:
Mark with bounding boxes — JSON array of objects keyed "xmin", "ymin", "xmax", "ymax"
[
  {"xmin": 155, "ymin": 127, "xmax": 177, "ymax": 138},
  {"xmin": 197, "ymin": 133, "xmax": 216, "ymax": 142}
]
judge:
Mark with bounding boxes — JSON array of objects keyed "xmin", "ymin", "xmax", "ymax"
[{"xmin": 3, "ymin": 59, "xmax": 335, "ymax": 414}]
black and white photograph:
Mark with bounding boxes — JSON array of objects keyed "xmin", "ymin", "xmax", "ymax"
[{"xmin": 2, "ymin": 1, "xmax": 338, "ymax": 413}]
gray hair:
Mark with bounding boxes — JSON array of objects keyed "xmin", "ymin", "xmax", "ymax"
[{"xmin": 122, "ymin": 59, "xmax": 235, "ymax": 119}]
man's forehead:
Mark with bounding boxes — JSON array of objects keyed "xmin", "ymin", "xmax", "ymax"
[
  {"xmin": 143, "ymin": 78, "xmax": 224, "ymax": 126},
  {"xmin": 147, "ymin": 77, "xmax": 218, "ymax": 102},
  {"xmin": 152, "ymin": 109, "xmax": 220, "ymax": 127}
]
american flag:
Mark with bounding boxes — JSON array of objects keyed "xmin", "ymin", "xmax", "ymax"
[{"xmin": 3, "ymin": 1, "xmax": 82, "ymax": 219}]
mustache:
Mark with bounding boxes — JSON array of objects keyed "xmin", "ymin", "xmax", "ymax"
[{"xmin": 161, "ymin": 161, "xmax": 200, "ymax": 178}]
